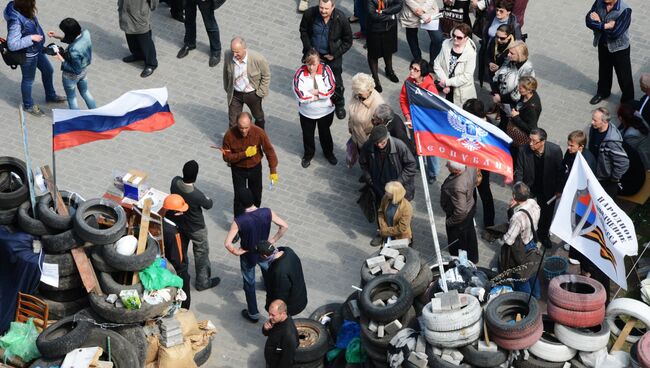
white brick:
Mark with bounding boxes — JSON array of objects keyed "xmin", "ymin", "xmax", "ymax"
[
  {"xmin": 380, "ymin": 247, "xmax": 400, "ymax": 259},
  {"xmin": 384, "ymin": 319, "xmax": 402, "ymax": 334},
  {"xmin": 377, "ymin": 325, "xmax": 385, "ymax": 338},
  {"xmin": 366, "ymin": 255, "xmax": 386, "ymax": 268},
  {"xmin": 393, "ymin": 257, "xmax": 406, "ymax": 270},
  {"xmin": 368, "ymin": 320, "xmax": 378, "ymax": 332}
]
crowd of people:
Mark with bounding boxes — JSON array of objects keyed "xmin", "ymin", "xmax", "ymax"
[{"xmin": 4, "ymin": 0, "xmax": 649, "ymax": 365}]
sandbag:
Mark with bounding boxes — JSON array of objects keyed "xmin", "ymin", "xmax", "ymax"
[
  {"xmin": 175, "ymin": 309, "xmax": 201, "ymax": 337},
  {"xmin": 157, "ymin": 339, "xmax": 197, "ymax": 368}
]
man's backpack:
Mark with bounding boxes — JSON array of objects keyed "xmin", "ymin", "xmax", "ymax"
[{"xmin": 0, "ymin": 37, "xmax": 26, "ymax": 69}]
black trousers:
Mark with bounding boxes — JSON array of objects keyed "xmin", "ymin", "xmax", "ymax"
[
  {"xmin": 228, "ymin": 90, "xmax": 265, "ymax": 129},
  {"xmin": 477, "ymin": 170, "xmax": 495, "ymax": 227},
  {"xmin": 533, "ymin": 193, "xmax": 555, "ymax": 248},
  {"xmin": 446, "ymin": 213, "xmax": 478, "ymax": 264},
  {"xmin": 125, "ymin": 31, "xmax": 158, "ymax": 67},
  {"xmin": 169, "ymin": 0, "xmax": 184, "ymax": 16},
  {"xmin": 300, "ymin": 112, "xmax": 334, "ymax": 160},
  {"xmin": 231, "ymin": 163, "xmax": 262, "ymax": 217},
  {"xmin": 184, "ymin": 0, "xmax": 221, "ymax": 56},
  {"xmin": 597, "ymin": 44, "xmax": 634, "ymax": 103},
  {"xmin": 322, "ymin": 56, "xmax": 344, "ymax": 108}
]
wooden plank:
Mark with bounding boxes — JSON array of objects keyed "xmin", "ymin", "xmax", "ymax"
[
  {"xmin": 91, "ymin": 361, "xmax": 114, "ymax": 368},
  {"xmin": 72, "ymin": 247, "xmax": 102, "ymax": 295},
  {"xmin": 41, "ymin": 165, "xmax": 69, "ymax": 216},
  {"xmin": 131, "ymin": 198, "xmax": 153, "ymax": 285},
  {"xmin": 610, "ymin": 318, "xmax": 637, "ymax": 352},
  {"xmin": 483, "ymin": 319, "xmax": 490, "ymax": 345}
]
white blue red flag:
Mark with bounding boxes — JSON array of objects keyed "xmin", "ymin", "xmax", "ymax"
[
  {"xmin": 405, "ymin": 81, "xmax": 514, "ymax": 182},
  {"xmin": 550, "ymin": 152, "xmax": 637, "ymax": 289},
  {"xmin": 52, "ymin": 87, "xmax": 174, "ymax": 151}
]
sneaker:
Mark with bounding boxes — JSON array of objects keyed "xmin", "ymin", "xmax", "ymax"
[
  {"xmin": 209, "ymin": 54, "xmax": 221, "ymax": 67},
  {"xmin": 25, "ymin": 105, "xmax": 45, "ymax": 117},
  {"xmin": 301, "ymin": 158, "xmax": 311, "ymax": 168},
  {"xmin": 195, "ymin": 277, "xmax": 221, "ymax": 291},
  {"xmin": 370, "ymin": 235, "xmax": 383, "ymax": 247},
  {"xmin": 335, "ymin": 105, "xmax": 346, "ymax": 120},
  {"xmin": 46, "ymin": 95, "xmax": 66, "ymax": 103},
  {"xmin": 241, "ymin": 309, "xmax": 259, "ymax": 323},
  {"xmin": 325, "ymin": 155, "xmax": 338, "ymax": 166}
]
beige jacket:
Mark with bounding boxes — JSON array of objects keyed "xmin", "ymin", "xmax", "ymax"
[
  {"xmin": 223, "ymin": 49, "xmax": 271, "ymax": 105},
  {"xmin": 433, "ymin": 38, "xmax": 478, "ymax": 106},
  {"xmin": 399, "ymin": 0, "xmax": 439, "ymax": 29},
  {"xmin": 348, "ymin": 91, "xmax": 385, "ymax": 147},
  {"xmin": 378, "ymin": 192, "xmax": 413, "ymax": 240}
]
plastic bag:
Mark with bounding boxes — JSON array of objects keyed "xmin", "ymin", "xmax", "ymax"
[
  {"xmin": 345, "ymin": 337, "xmax": 367, "ymax": 363},
  {"xmin": 335, "ymin": 320, "xmax": 360, "ymax": 349},
  {"xmin": 139, "ymin": 258, "xmax": 183, "ymax": 291},
  {"xmin": 0, "ymin": 318, "xmax": 40, "ymax": 362}
]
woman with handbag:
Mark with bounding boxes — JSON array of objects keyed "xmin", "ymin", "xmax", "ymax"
[
  {"xmin": 4, "ymin": 0, "xmax": 65, "ymax": 117},
  {"xmin": 399, "ymin": 0, "xmax": 443, "ymax": 68},
  {"xmin": 507, "ymin": 76, "xmax": 541, "ymax": 160},
  {"xmin": 366, "ymin": 0, "xmax": 403, "ymax": 93},
  {"xmin": 292, "ymin": 49, "xmax": 338, "ymax": 169},
  {"xmin": 500, "ymin": 181, "xmax": 542, "ymax": 299}
]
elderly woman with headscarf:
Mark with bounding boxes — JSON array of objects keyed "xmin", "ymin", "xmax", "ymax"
[
  {"xmin": 377, "ymin": 181, "xmax": 413, "ymax": 244},
  {"xmin": 348, "ymin": 73, "xmax": 385, "ymax": 149}
]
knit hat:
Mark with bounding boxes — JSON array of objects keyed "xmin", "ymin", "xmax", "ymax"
[
  {"xmin": 256, "ymin": 240, "xmax": 276, "ymax": 257},
  {"xmin": 236, "ymin": 188, "xmax": 255, "ymax": 208},
  {"xmin": 369, "ymin": 125, "xmax": 389, "ymax": 145},
  {"xmin": 182, "ymin": 160, "xmax": 199, "ymax": 183}
]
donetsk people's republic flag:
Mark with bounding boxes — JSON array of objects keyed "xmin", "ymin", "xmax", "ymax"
[
  {"xmin": 53, "ymin": 87, "xmax": 174, "ymax": 151},
  {"xmin": 405, "ymin": 81, "xmax": 513, "ymax": 182}
]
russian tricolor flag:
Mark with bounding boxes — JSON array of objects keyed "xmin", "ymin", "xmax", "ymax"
[
  {"xmin": 405, "ymin": 81, "xmax": 514, "ymax": 182},
  {"xmin": 52, "ymin": 87, "xmax": 174, "ymax": 151}
]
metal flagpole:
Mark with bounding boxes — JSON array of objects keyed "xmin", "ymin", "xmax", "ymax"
[
  {"xmin": 416, "ymin": 133, "xmax": 448, "ymax": 292},
  {"xmin": 18, "ymin": 105, "xmax": 37, "ymax": 215}
]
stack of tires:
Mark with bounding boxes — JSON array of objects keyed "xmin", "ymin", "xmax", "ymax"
[
  {"xmin": 292, "ymin": 318, "xmax": 330, "ymax": 368},
  {"xmin": 0, "ymin": 157, "xmax": 30, "ymax": 226},
  {"xmin": 632, "ymin": 332, "xmax": 650, "ymax": 367},
  {"xmin": 542, "ymin": 275, "xmax": 611, "ymax": 366},
  {"xmin": 358, "ymin": 274, "xmax": 415, "ymax": 368},
  {"xmin": 486, "ymin": 292, "xmax": 543, "ymax": 353}
]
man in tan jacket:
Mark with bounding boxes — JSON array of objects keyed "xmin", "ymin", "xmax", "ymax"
[{"xmin": 223, "ymin": 37, "xmax": 271, "ymax": 129}]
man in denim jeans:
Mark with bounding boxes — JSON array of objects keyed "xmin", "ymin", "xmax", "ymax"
[
  {"xmin": 170, "ymin": 160, "xmax": 221, "ymax": 291},
  {"xmin": 176, "ymin": 0, "xmax": 222, "ymax": 67},
  {"xmin": 224, "ymin": 188, "xmax": 288, "ymax": 323}
]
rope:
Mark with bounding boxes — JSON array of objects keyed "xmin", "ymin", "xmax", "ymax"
[{"xmin": 612, "ymin": 241, "xmax": 650, "ymax": 299}]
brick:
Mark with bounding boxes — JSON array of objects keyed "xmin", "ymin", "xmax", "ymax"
[
  {"xmin": 380, "ymin": 247, "xmax": 399, "ymax": 259},
  {"xmin": 384, "ymin": 319, "xmax": 402, "ymax": 334},
  {"xmin": 393, "ymin": 257, "xmax": 406, "ymax": 270},
  {"xmin": 478, "ymin": 340, "xmax": 498, "ymax": 352},
  {"xmin": 407, "ymin": 352, "xmax": 428, "ymax": 368},
  {"xmin": 380, "ymin": 262, "xmax": 393, "ymax": 274},
  {"xmin": 377, "ymin": 325, "xmax": 385, "ymax": 338},
  {"xmin": 372, "ymin": 299, "xmax": 386, "ymax": 307},
  {"xmin": 387, "ymin": 295, "xmax": 398, "ymax": 305},
  {"xmin": 386, "ymin": 239, "xmax": 410, "ymax": 249},
  {"xmin": 368, "ymin": 320, "xmax": 378, "ymax": 332},
  {"xmin": 415, "ymin": 335, "xmax": 426, "ymax": 353},
  {"xmin": 369, "ymin": 266, "xmax": 381, "ymax": 275},
  {"xmin": 429, "ymin": 298, "xmax": 443, "ymax": 311},
  {"xmin": 366, "ymin": 255, "xmax": 386, "ymax": 268}
]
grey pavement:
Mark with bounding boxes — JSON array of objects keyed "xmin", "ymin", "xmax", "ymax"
[{"xmin": 1, "ymin": 0, "xmax": 648, "ymax": 366}]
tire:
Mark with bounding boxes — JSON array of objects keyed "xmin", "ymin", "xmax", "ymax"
[
  {"xmin": 513, "ymin": 355, "xmax": 567, "ymax": 368},
  {"xmin": 294, "ymin": 318, "xmax": 330, "ymax": 364},
  {"xmin": 41, "ymin": 295, "xmax": 89, "ymax": 320},
  {"xmin": 528, "ymin": 316, "xmax": 577, "ymax": 362},
  {"xmin": 425, "ymin": 344, "xmax": 473, "ymax": 368},
  {"xmin": 360, "ymin": 307, "xmax": 416, "ymax": 349},
  {"xmin": 17, "ymin": 200, "xmax": 55, "ymax": 236},
  {"xmin": 547, "ymin": 300, "xmax": 605, "ymax": 328},
  {"xmin": 36, "ymin": 314, "xmax": 92, "ymax": 358},
  {"xmin": 606, "ymin": 298, "xmax": 650, "ymax": 344},
  {"xmin": 341, "ymin": 292, "xmax": 360, "ymax": 322},
  {"xmin": 88, "ymin": 289, "xmax": 176, "ymax": 323},
  {"xmin": 421, "ymin": 294, "xmax": 481, "ymax": 332},
  {"xmin": 102, "ymin": 235, "xmax": 159, "ymax": 272},
  {"xmin": 80, "ymin": 327, "xmax": 140, "ymax": 368},
  {"xmin": 547, "ymin": 274, "xmax": 606, "ymax": 312},
  {"xmin": 309, "ymin": 303, "xmax": 342, "ymax": 342},
  {"xmin": 115, "ymin": 325, "xmax": 148, "ymax": 368},
  {"xmin": 485, "ymin": 292, "xmax": 541, "ymax": 340},
  {"xmin": 41, "ymin": 229, "xmax": 83, "ymax": 253},
  {"xmin": 359, "ymin": 274, "xmax": 414, "ymax": 324},
  {"xmin": 459, "ymin": 342, "xmax": 508, "ymax": 367},
  {"xmin": 361, "ymin": 333, "xmax": 387, "ymax": 364},
  {"xmin": 423, "ymin": 318, "xmax": 482, "ymax": 348},
  {"xmin": 638, "ymin": 332, "xmax": 650, "ymax": 368},
  {"xmin": 43, "ymin": 252, "xmax": 78, "ymax": 276},
  {"xmin": 491, "ymin": 319, "xmax": 543, "ymax": 351},
  {"xmin": 411, "ymin": 264, "xmax": 433, "ymax": 297},
  {"xmin": 0, "ymin": 156, "xmax": 30, "ymax": 210},
  {"xmin": 39, "ymin": 273, "xmax": 82, "ymax": 292},
  {"xmin": 37, "ymin": 191, "xmax": 84, "ymax": 231},
  {"xmin": 0, "ymin": 206, "xmax": 18, "ymax": 225},
  {"xmin": 607, "ymin": 316, "xmax": 647, "ymax": 344},
  {"xmin": 97, "ymin": 270, "xmax": 145, "ymax": 295},
  {"xmin": 194, "ymin": 337, "xmax": 213, "ymax": 366},
  {"xmin": 73, "ymin": 198, "xmax": 127, "ymax": 245},
  {"xmin": 38, "ymin": 287, "xmax": 86, "ymax": 302},
  {"xmin": 360, "ymin": 247, "xmax": 421, "ymax": 285},
  {"xmin": 90, "ymin": 246, "xmax": 117, "ymax": 272},
  {"xmin": 554, "ymin": 321, "xmax": 611, "ymax": 352}
]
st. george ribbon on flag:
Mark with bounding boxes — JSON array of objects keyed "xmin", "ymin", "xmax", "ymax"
[{"xmin": 405, "ymin": 80, "xmax": 514, "ymax": 182}]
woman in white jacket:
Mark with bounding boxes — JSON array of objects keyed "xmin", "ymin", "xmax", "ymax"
[
  {"xmin": 293, "ymin": 49, "xmax": 338, "ymax": 168},
  {"xmin": 433, "ymin": 23, "xmax": 477, "ymax": 106}
]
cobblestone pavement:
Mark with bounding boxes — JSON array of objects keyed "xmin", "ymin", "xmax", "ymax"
[{"xmin": 1, "ymin": 0, "xmax": 648, "ymax": 366}]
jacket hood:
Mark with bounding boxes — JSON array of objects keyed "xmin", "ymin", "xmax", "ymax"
[
  {"xmin": 604, "ymin": 123, "xmax": 624, "ymax": 142},
  {"xmin": 4, "ymin": 1, "xmax": 18, "ymax": 22}
]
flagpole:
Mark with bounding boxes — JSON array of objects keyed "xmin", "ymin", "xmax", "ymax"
[
  {"xmin": 416, "ymin": 133, "xmax": 448, "ymax": 292},
  {"xmin": 19, "ymin": 105, "xmax": 37, "ymax": 215}
]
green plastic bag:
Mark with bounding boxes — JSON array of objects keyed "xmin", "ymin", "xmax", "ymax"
[
  {"xmin": 345, "ymin": 337, "xmax": 367, "ymax": 363},
  {"xmin": 139, "ymin": 258, "xmax": 183, "ymax": 291},
  {"xmin": 0, "ymin": 318, "xmax": 40, "ymax": 363}
]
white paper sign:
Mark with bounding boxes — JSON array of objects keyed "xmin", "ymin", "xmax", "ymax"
[
  {"xmin": 420, "ymin": 19, "xmax": 439, "ymax": 31},
  {"xmin": 41, "ymin": 262, "xmax": 59, "ymax": 288}
]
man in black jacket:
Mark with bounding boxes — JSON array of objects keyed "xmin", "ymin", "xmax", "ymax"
[
  {"xmin": 300, "ymin": 0, "xmax": 353, "ymax": 119},
  {"xmin": 258, "ymin": 241, "xmax": 307, "ymax": 316},
  {"xmin": 170, "ymin": 160, "xmax": 220, "ymax": 291},
  {"xmin": 514, "ymin": 128, "xmax": 564, "ymax": 249},
  {"xmin": 263, "ymin": 299, "xmax": 299, "ymax": 368}
]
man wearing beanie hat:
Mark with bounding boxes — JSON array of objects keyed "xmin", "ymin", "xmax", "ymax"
[
  {"xmin": 170, "ymin": 160, "xmax": 221, "ymax": 291},
  {"xmin": 224, "ymin": 188, "xmax": 289, "ymax": 323},
  {"xmin": 258, "ymin": 240, "xmax": 308, "ymax": 316},
  {"xmin": 360, "ymin": 124, "xmax": 417, "ymax": 246}
]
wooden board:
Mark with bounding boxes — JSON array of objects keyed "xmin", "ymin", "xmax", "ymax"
[
  {"xmin": 41, "ymin": 165, "xmax": 69, "ymax": 216},
  {"xmin": 72, "ymin": 247, "xmax": 102, "ymax": 295},
  {"xmin": 132, "ymin": 198, "xmax": 153, "ymax": 284},
  {"xmin": 610, "ymin": 318, "xmax": 637, "ymax": 352}
]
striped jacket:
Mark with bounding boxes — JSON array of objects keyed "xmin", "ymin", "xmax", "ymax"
[{"xmin": 292, "ymin": 63, "xmax": 336, "ymax": 119}]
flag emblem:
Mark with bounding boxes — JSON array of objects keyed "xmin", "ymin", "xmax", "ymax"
[{"xmin": 448, "ymin": 110, "xmax": 488, "ymax": 152}]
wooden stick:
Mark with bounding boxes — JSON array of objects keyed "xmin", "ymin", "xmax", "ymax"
[
  {"xmin": 483, "ymin": 319, "xmax": 490, "ymax": 344},
  {"xmin": 41, "ymin": 165, "xmax": 68, "ymax": 216},
  {"xmin": 611, "ymin": 318, "xmax": 637, "ymax": 352},
  {"xmin": 131, "ymin": 199, "xmax": 153, "ymax": 284}
]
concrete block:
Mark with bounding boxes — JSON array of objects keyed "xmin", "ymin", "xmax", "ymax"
[
  {"xmin": 369, "ymin": 266, "xmax": 381, "ymax": 275},
  {"xmin": 407, "ymin": 352, "xmax": 428, "ymax": 368},
  {"xmin": 366, "ymin": 255, "xmax": 386, "ymax": 268},
  {"xmin": 380, "ymin": 247, "xmax": 400, "ymax": 259},
  {"xmin": 377, "ymin": 325, "xmax": 385, "ymax": 338},
  {"xmin": 387, "ymin": 295, "xmax": 398, "ymax": 305},
  {"xmin": 449, "ymin": 350, "xmax": 464, "ymax": 361},
  {"xmin": 161, "ymin": 334, "xmax": 184, "ymax": 348},
  {"xmin": 372, "ymin": 298, "xmax": 386, "ymax": 307},
  {"xmin": 394, "ymin": 257, "xmax": 406, "ymax": 271},
  {"xmin": 432, "ymin": 346, "xmax": 443, "ymax": 356},
  {"xmin": 440, "ymin": 353, "xmax": 461, "ymax": 365},
  {"xmin": 396, "ymin": 255, "xmax": 405, "ymax": 263},
  {"xmin": 522, "ymin": 349, "xmax": 529, "ymax": 360},
  {"xmin": 368, "ymin": 320, "xmax": 378, "ymax": 332},
  {"xmin": 380, "ymin": 262, "xmax": 393, "ymax": 274},
  {"xmin": 415, "ymin": 335, "xmax": 426, "ymax": 353},
  {"xmin": 161, "ymin": 329, "xmax": 182, "ymax": 339},
  {"xmin": 386, "ymin": 238, "xmax": 410, "ymax": 249},
  {"xmin": 384, "ymin": 319, "xmax": 402, "ymax": 334},
  {"xmin": 388, "ymin": 257, "xmax": 396, "ymax": 266},
  {"xmin": 349, "ymin": 299, "xmax": 360, "ymax": 318},
  {"xmin": 478, "ymin": 340, "xmax": 498, "ymax": 352},
  {"xmin": 429, "ymin": 298, "xmax": 443, "ymax": 311},
  {"xmin": 105, "ymin": 294, "xmax": 118, "ymax": 304},
  {"xmin": 439, "ymin": 290, "xmax": 461, "ymax": 310}
]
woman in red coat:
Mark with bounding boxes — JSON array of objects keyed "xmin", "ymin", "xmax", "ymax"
[{"xmin": 399, "ymin": 59, "xmax": 440, "ymax": 183}]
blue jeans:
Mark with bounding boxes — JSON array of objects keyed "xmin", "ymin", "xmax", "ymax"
[
  {"xmin": 20, "ymin": 52, "xmax": 56, "ymax": 109},
  {"xmin": 426, "ymin": 156, "xmax": 440, "ymax": 180},
  {"xmin": 514, "ymin": 276, "xmax": 541, "ymax": 299},
  {"xmin": 241, "ymin": 256, "xmax": 269, "ymax": 318},
  {"xmin": 62, "ymin": 75, "xmax": 96, "ymax": 110}
]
